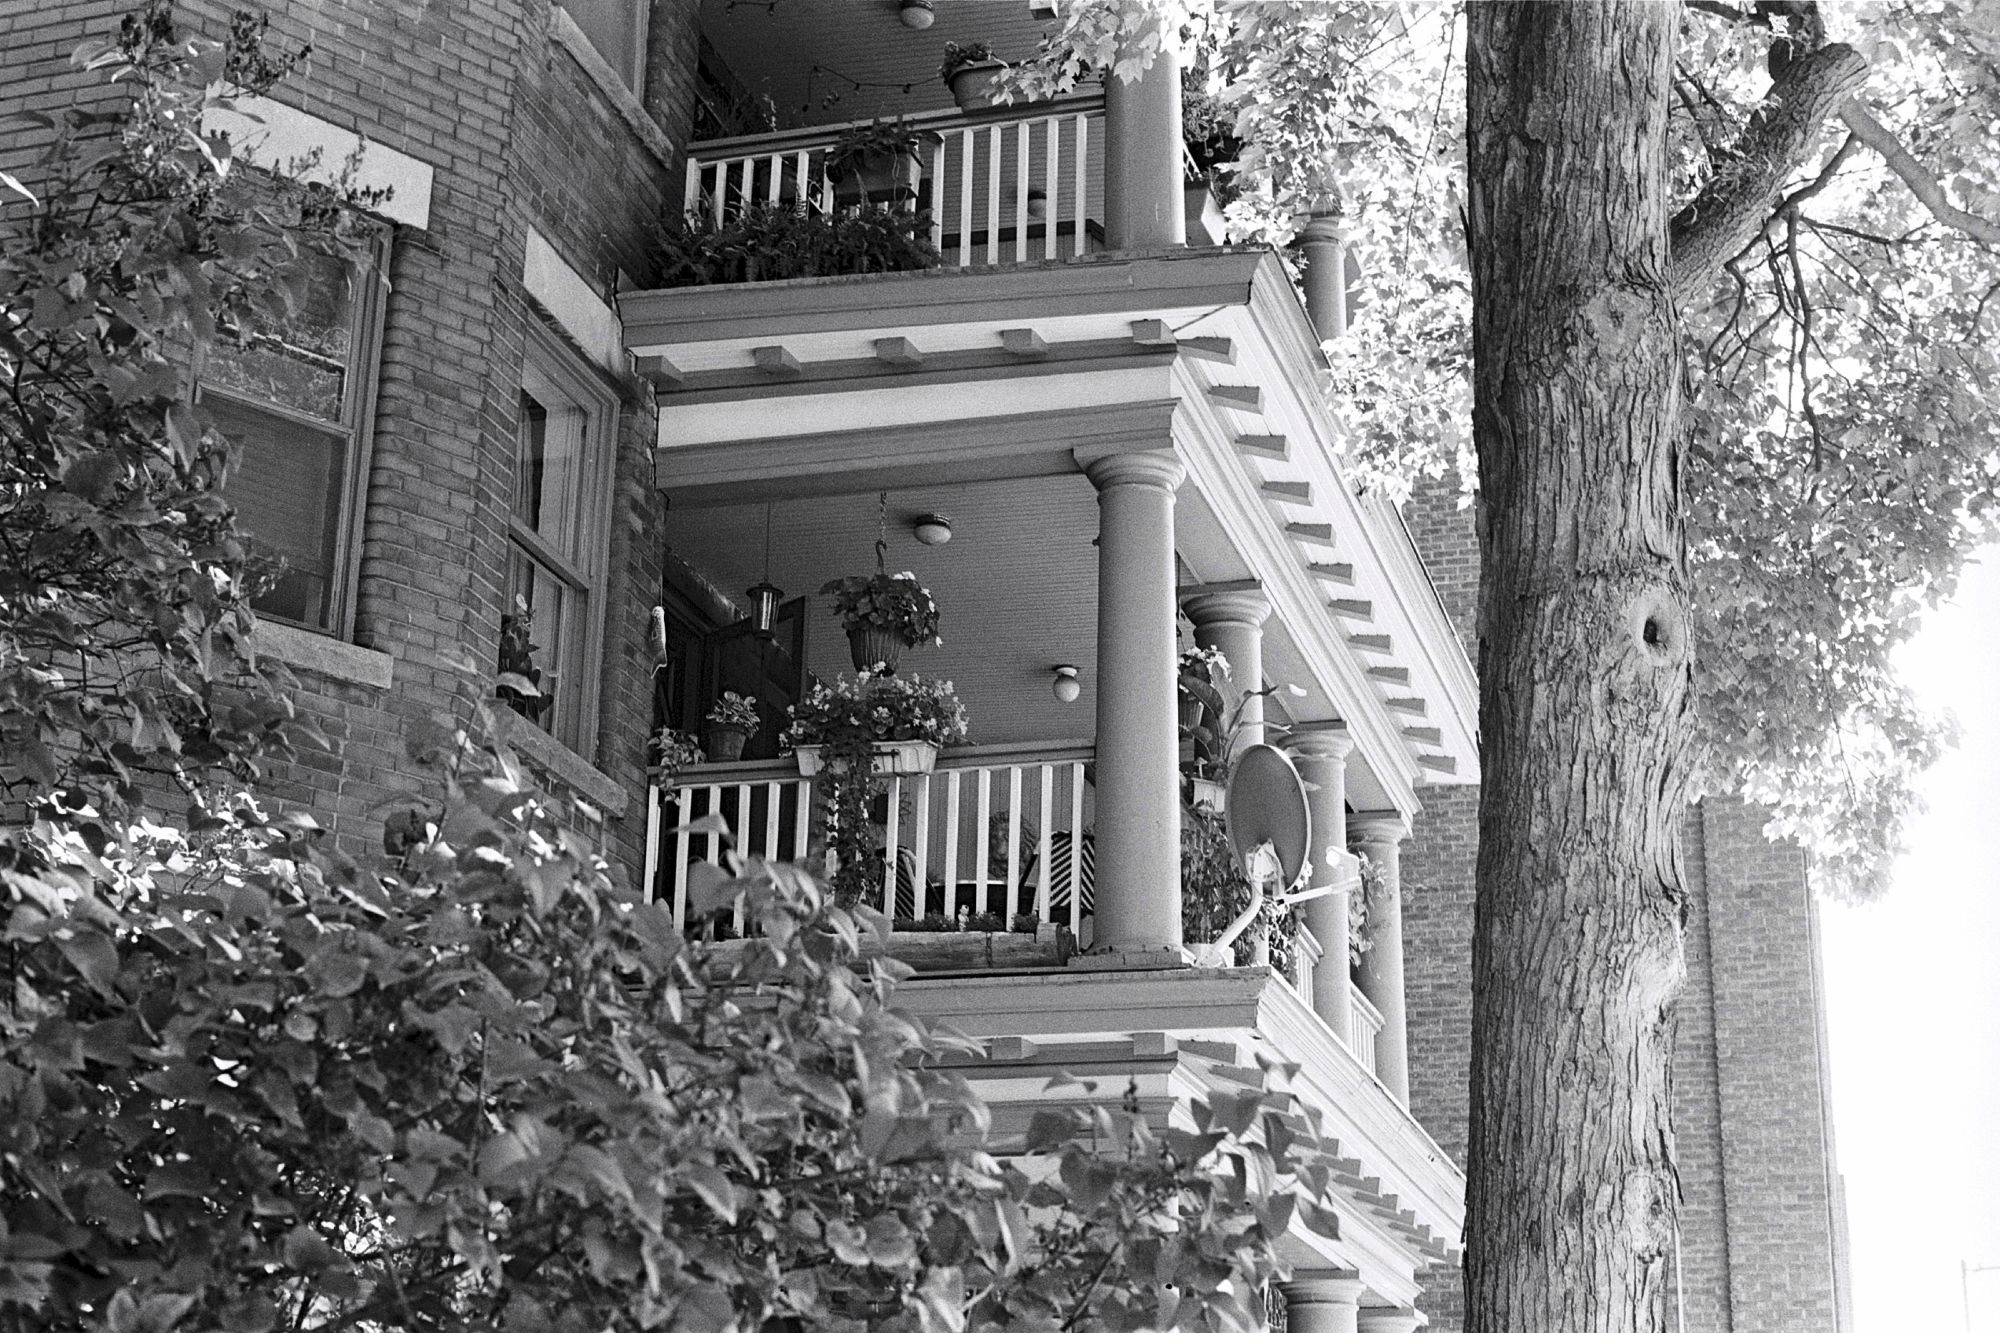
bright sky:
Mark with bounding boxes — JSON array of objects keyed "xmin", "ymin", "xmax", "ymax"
[{"xmin": 1821, "ymin": 545, "xmax": 2000, "ymax": 1333}]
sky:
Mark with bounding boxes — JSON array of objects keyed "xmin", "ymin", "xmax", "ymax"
[{"xmin": 1821, "ymin": 545, "xmax": 2000, "ymax": 1333}]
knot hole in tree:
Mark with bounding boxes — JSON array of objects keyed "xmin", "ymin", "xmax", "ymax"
[{"xmin": 1630, "ymin": 587, "xmax": 1686, "ymax": 667}]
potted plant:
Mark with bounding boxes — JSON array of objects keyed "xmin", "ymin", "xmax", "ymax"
[
  {"xmin": 784, "ymin": 671, "xmax": 969, "ymax": 775},
  {"xmin": 702, "ymin": 690, "xmax": 760, "ymax": 762},
  {"xmin": 941, "ymin": 41, "xmax": 1008, "ymax": 111},
  {"xmin": 821, "ymin": 568, "xmax": 942, "ymax": 673},
  {"xmin": 1181, "ymin": 72, "xmax": 1242, "ymax": 243},
  {"xmin": 825, "ymin": 119, "xmax": 939, "ymax": 206},
  {"xmin": 1178, "ymin": 643, "xmax": 1230, "ymax": 738},
  {"xmin": 497, "ymin": 596, "xmax": 553, "ymax": 724}
]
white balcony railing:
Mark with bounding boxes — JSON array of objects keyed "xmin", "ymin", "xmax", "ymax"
[
  {"xmin": 682, "ymin": 94, "xmax": 1106, "ymax": 271},
  {"xmin": 1289, "ymin": 923, "xmax": 1324, "ymax": 1008},
  {"xmin": 1348, "ymin": 983, "xmax": 1385, "ymax": 1076},
  {"xmin": 644, "ymin": 741, "xmax": 1095, "ymax": 937}
]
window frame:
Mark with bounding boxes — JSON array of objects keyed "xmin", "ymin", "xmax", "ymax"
[
  {"xmin": 560, "ymin": 0, "xmax": 650, "ymax": 95},
  {"xmin": 195, "ymin": 208, "xmax": 391, "ymax": 641},
  {"xmin": 509, "ymin": 318, "xmax": 618, "ymax": 758}
]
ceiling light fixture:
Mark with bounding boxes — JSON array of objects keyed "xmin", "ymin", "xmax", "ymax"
[
  {"xmin": 913, "ymin": 512, "xmax": 954, "ymax": 545},
  {"xmin": 1051, "ymin": 664, "xmax": 1081, "ymax": 704},
  {"xmin": 900, "ymin": 0, "xmax": 936, "ymax": 29}
]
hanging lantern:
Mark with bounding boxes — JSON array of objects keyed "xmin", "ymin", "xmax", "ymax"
[{"xmin": 747, "ymin": 580, "xmax": 784, "ymax": 635}]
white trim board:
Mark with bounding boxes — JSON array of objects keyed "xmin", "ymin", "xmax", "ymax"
[
  {"xmin": 202, "ymin": 92, "xmax": 434, "ymax": 230},
  {"xmin": 523, "ymin": 229, "xmax": 625, "ymax": 376}
]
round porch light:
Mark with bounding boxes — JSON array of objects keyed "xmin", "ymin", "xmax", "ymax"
[
  {"xmin": 913, "ymin": 512, "xmax": 954, "ymax": 546},
  {"xmin": 1051, "ymin": 665, "xmax": 1081, "ymax": 704},
  {"xmin": 899, "ymin": 0, "xmax": 935, "ymax": 29}
]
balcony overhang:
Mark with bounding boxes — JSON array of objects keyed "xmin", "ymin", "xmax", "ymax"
[
  {"xmin": 900, "ymin": 966, "xmax": 1464, "ymax": 1307},
  {"xmin": 621, "ymin": 247, "xmax": 1479, "ymax": 802}
]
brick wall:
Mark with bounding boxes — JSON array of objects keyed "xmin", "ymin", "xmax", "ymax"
[
  {"xmin": 5, "ymin": 0, "xmax": 698, "ymax": 876},
  {"xmin": 1696, "ymin": 795, "xmax": 1845, "ymax": 1333}
]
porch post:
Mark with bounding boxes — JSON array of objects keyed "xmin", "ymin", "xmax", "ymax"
[
  {"xmin": 1283, "ymin": 1274, "xmax": 1367, "ymax": 1333},
  {"xmin": 1180, "ymin": 584, "xmax": 1270, "ymax": 751},
  {"xmin": 1102, "ymin": 6, "xmax": 1185, "ymax": 250},
  {"xmin": 1351, "ymin": 811, "xmax": 1412, "ymax": 1103},
  {"xmin": 1287, "ymin": 722, "xmax": 1355, "ymax": 1038},
  {"xmin": 1085, "ymin": 449, "xmax": 1186, "ymax": 954},
  {"xmin": 1299, "ymin": 212, "xmax": 1351, "ymax": 341}
]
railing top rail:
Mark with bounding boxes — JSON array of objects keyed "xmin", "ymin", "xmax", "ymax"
[
  {"xmin": 649, "ymin": 739, "xmax": 1096, "ymax": 788},
  {"xmin": 688, "ymin": 92, "xmax": 1108, "ymax": 159},
  {"xmin": 1294, "ymin": 923, "xmax": 1325, "ymax": 963}
]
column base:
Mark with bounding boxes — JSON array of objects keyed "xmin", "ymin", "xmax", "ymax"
[{"xmin": 1067, "ymin": 946, "xmax": 1195, "ymax": 972}]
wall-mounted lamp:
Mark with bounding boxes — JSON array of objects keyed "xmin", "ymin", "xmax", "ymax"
[
  {"xmin": 913, "ymin": 512, "xmax": 954, "ymax": 546},
  {"xmin": 1051, "ymin": 664, "xmax": 1081, "ymax": 704},
  {"xmin": 900, "ymin": 0, "xmax": 936, "ymax": 29},
  {"xmin": 747, "ymin": 580, "xmax": 784, "ymax": 635}
]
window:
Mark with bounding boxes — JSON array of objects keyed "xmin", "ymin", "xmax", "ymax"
[
  {"xmin": 200, "ymin": 212, "xmax": 388, "ymax": 635},
  {"xmin": 500, "ymin": 324, "xmax": 616, "ymax": 752},
  {"xmin": 562, "ymin": 0, "xmax": 649, "ymax": 94}
]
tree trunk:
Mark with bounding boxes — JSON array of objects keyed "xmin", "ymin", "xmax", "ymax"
[{"xmin": 1464, "ymin": 6, "xmax": 1696, "ymax": 1332}]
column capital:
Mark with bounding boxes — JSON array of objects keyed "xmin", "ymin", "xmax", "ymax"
[
  {"xmin": 1348, "ymin": 810, "xmax": 1411, "ymax": 847},
  {"xmin": 1180, "ymin": 582, "xmax": 1271, "ymax": 630},
  {"xmin": 1356, "ymin": 1308, "xmax": 1424, "ymax": 1333},
  {"xmin": 1080, "ymin": 447, "xmax": 1185, "ymax": 493},
  {"xmin": 1286, "ymin": 719, "xmax": 1355, "ymax": 761},
  {"xmin": 1282, "ymin": 1274, "xmax": 1366, "ymax": 1309}
]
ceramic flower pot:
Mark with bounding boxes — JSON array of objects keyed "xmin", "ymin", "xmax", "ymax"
[{"xmin": 703, "ymin": 723, "xmax": 750, "ymax": 762}]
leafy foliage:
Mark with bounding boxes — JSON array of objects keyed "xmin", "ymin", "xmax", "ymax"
[
  {"xmin": 657, "ymin": 203, "xmax": 940, "ymax": 287},
  {"xmin": 1181, "ymin": 803, "xmax": 1296, "ymax": 976},
  {"xmin": 821, "ymin": 570, "xmax": 944, "ymax": 647},
  {"xmin": 0, "ymin": 3, "xmax": 330, "ymax": 838},
  {"xmin": 1022, "ymin": 0, "xmax": 2000, "ymax": 897},
  {"xmin": 2, "ymin": 690, "xmax": 1339, "ymax": 1332}
]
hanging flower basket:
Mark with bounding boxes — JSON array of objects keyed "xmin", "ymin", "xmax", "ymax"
[
  {"xmin": 794, "ymin": 739, "xmax": 940, "ymax": 777},
  {"xmin": 848, "ymin": 625, "xmax": 907, "ymax": 674}
]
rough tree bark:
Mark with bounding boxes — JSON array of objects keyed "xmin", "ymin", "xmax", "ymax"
[{"xmin": 1463, "ymin": 5, "xmax": 1863, "ymax": 1332}]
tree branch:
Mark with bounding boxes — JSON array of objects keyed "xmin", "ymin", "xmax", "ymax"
[
  {"xmin": 1836, "ymin": 98, "xmax": 2000, "ymax": 247},
  {"xmin": 1669, "ymin": 42, "xmax": 1869, "ymax": 303}
]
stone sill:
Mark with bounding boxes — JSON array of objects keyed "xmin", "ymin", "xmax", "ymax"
[
  {"xmin": 498, "ymin": 710, "xmax": 630, "ymax": 820},
  {"xmin": 252, "ymin": 619, "xmax": 394, "ymax": 691}
]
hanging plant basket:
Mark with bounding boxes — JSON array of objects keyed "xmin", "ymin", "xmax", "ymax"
[
  {"xmin": 795, "ymin": 739, "xmax": 940, "ymax": 777},
  {"xmin": 946, "ymin": 59, "xmax": 1009, "ymax": 111},
  {"xmin": 848, "ymin": 625, "xmax": 909, "ymax": 674}
]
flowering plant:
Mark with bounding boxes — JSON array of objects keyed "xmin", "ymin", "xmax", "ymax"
[
  {"xmin": 705, "ymin": 691, "xmax": 761, "ymax": 733},
  {"xmin": 785, "ymin": 671, "xmax": 969, "ymax": 750},
  {"xmin": 1177, "ymin": 643, "xmax": 1232, "ymax": 687},
  {"xmin": 820, "ymin": 570, "xmax": 942, "ymax": 647},
  {"xmin": 940, "ymin": 40, "xmax": 998, "ymax": 82}
]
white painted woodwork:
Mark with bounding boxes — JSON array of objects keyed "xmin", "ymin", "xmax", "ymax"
[
  {"xmin": 1348, "ymin": 984, "xmax": 1385, "ymax": 1076},
  {"xmin": 681, "ymin": 97, "xmax": 1105, "ymax": 272},
  {"xmin": 648, "ymin": 742, "xmax": 1093, "ymax": 930}
]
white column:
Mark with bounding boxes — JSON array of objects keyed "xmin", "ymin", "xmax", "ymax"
[
  {"xmin": 1086, "ymin": 449, "xmax": 1186, "ymax": 954},
  {"xmin": 1284, "ymin": 1274, "xmax": 1367, "ymax": 1333},
  {"xmin": 1356, "ymin": 1308, "xmax": 1424, "ymax": 1333},
  {"xmin": 1102, "ymin": 5, "xmax": 1184, "ymax": 250},
  {"xmin": 1180, "ymin": 583, "xmax": 1270, "ymax": 752},
  {"xmin": 1351, "ymin": 811, "xmax": 1413, "ymax": 1103},
  {"xmin": 1288, "ymin": 722, "xmax": 1355, "ymax": 1036},
  {"xmin": 1298, "ymin": 211, "xmax": 1351, "ymax": 341}
]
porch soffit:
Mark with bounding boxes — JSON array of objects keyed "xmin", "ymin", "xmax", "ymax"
[{"xmin": 899, "ymin": 968, "xmax": 1465, "ymax": 1280}]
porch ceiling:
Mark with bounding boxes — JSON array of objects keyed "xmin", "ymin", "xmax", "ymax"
[
  {"xmin": 700, "ymin": 0, "xmax": 1060, "ymax": 132},
  {"xmin": 666, "ymin": 475, "xmax": 1104, "ymax": 749}
]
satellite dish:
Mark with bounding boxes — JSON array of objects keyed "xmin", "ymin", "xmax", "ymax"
[{"xmin": 1223, "ymin": 743, "xmax": 1312, "ymax": 892}]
